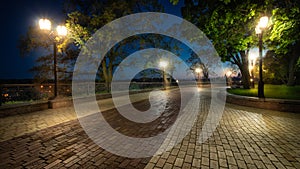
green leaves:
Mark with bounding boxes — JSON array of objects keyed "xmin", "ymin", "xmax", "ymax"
[
  {"xmin": 269, "ymin": 5, "xmax": 300, "ymax": 55},
  {"xmin": 169, "ymin": 0, "xmax": 179, "ymax": 5}
]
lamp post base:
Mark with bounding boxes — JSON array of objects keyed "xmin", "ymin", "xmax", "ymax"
[
  {"xmin": 258, "ymin": 81, "xmax": 264, "ymax": 98},
  {"xmin": 251, "ymin": 81, "xmax": 255, "ymax": 88}
]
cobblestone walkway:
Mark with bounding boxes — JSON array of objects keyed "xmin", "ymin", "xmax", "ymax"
[
  {"xmin": 0, "ymin": 92, "xmax": 151, "ymax": 142},
  {"xmin": 145, "ymin": 103, "xmax": 300, "ymax": 169},
  {"xmin": 0, "ymin": 90, "xmax": 300, "ymax": 168}
]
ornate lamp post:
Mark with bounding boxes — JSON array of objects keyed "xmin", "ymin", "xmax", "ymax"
[
  {"xmin": 39, "ymin": 19, "xmax": 67, "ymax": 99},
  {"xmin": 255, "ymin": 16, "xmax": 269, "ymax": 98},
  {"xmin": 159, "ymin": 61, "xmax": 168, "ymax": 90}
]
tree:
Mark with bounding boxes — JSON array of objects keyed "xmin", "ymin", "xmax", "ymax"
[
  {"xmin": 63, "ymin": 0, "xmax": 164, "ymax": 91},
  {"xmin": 27, "ymin": 44, "xmax": 78, "ymax": 83},
  {"xmin": 267, "ymin": 0, "xmax": 300, "ymax": 86},
  {"xmin": 19, "ymin": 0, "xmax": 164, "ymax": 92},
  {"xmin": 187, "ymin": 52, "xmax": 210, "ymax": 81},
  {"xmin": 18, "ymin": 24, "xmax": 73, "ymax": 83},
  {"xmin": 181, "ymin": 0, "xmax": 268, "ymax": 89},
  {"xmin": 262, "ymin": 50, "xmax": 288, "ymax": 84}
]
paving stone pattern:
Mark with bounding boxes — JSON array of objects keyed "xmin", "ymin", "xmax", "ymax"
[
  {"xmin": 1, "ymin": 90, "xmax": 300, "ymax": 168},
  {"xmin": 145, "ymin": 100, "xmax": 300, "ymax": 169},
  {"xmin": 0, "ymin": 92, "xmax": 151, "ymax": 142}
]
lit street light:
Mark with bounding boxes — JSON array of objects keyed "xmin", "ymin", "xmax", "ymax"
[
  {"xmin": 39, "ymin": 18, "xmax": 67, "ymax": 99},
  {"xmin": 195, "ymin": 68, "xmax": 202, "ymax": 86},
  {"xmin": 255, "ymin": 16, "xmax": 269, "ymax": 98},
  {"xmin": 159, "ymin": 61, "xmax": 168, "ymax": 90}
]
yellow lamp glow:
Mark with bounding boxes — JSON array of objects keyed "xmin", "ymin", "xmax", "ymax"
[
  {"xmin": 226, "ymin": 71, "xmax": 232, "ymax": 77},
  {"xmin": 56, "ymin": 25, "xmax": 67, "ymax": 36},
  {"xmin": 39, "ymin": 18, "xmax": 51, "ymax": 31},
  {"xmin": 195, "ymin": 68, "xmax": 202, "ymax": 73},
  {"xmin": 258, "ymin": 16, "xmax": 269, "ymax": 29},
  {"xmin": 159, "ymin": 61, "xmax": 168, "ymax": 68}
]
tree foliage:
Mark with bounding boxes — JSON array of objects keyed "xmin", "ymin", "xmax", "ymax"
[
  {"xmin": 181, "ymin": 0, "xmax": 300, "ymax": 87},
  {"xmin": 18, "ymin": 21, "xmax": 75, "ymax": 84},
  {"xmin": 63, "ymin": 0, "xmax": 164, "ymax": 91},
  {"xmin": 18, "ymin": 0, "xmax": 164, "ymax": 90},
  {"xmin": 181, "ymin": 0, "xmax": 268, "ymax": 88},
  {"xmin": 267, "ymin": 0, "xmax": 300, "ymax": 85},
  {"xmin": 262, "ymin": 50, "xmax": 288, "ymax": 84}
]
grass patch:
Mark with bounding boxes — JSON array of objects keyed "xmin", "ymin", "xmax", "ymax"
[
  {"xmin": 3, "ymin": 100, "xmax": 32, "ymax": 105},
  {"xmin": 227, "ymin": 84, "xmax": 300, "ymax": 100}
]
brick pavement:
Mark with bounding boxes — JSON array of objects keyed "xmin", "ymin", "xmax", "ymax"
[
  {"xmin": 0, "ymin": 92, "xmax": 151, "ymax": 142},
  {"xmin": 145, "ymin": 102, "xmax": 300, "ymax": 169},
  {"xmin": 1, "ymin": 89, "xmax": 300, "ymax": 168}
]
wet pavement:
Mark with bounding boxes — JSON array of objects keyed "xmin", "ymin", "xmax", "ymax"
[{"xmin": 0, "ymin": 89, "xmax": 300, "ymax": 168}]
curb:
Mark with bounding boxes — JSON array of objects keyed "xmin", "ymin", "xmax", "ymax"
[
  {"xmin": 0, "ymin": 88, "xmax": 174, "ymax": 117},
  {"xmin": 226, "ymin": 93, "xmax": 300, "ymax": 113}
]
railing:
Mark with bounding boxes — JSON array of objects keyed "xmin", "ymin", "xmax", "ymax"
[
  {"xmin": 0, "ymin": 79, "xmax": 226, "ymax": 106},
  {"xmin": 0, "ymin": 82, "xmax": 174, "ymax": 106}
]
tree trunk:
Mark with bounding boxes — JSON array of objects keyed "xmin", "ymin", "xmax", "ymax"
[
  {"xmin": 287, "ymin": 57, "xmax": 296, "ymax": 86},
  {"xmin": 287, "ymin": 43, "xmax": 300, "ymax": 86},
  {"xmin": 231, "ymin": 51, "xmax": 251, "ymax": 89},
  {"xmin": 240, "ymin": 51, "xmax": 251, "ymax": 89},
  {"xmin": 107, "ymin": 60, "xmax": 113, "ymax": 92},
  {"xmin": 101, "ymin": 59, "xmax": 110, "ymax": 92}
]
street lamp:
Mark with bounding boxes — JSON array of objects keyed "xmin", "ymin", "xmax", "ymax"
[
  {"xmin": 39, "ymin": 18, "xmax": 67, "ymax": 99},
  {"xmin": 195, "ymin": 68, "xmax": 202, "ymax": 86},
  {"xmin": 159, "ymin": 61, "xmax": 168, "ymax": 90},
  {"xmin": 255, "ymin": 16, "xmax": 269, "ymax": 98}
]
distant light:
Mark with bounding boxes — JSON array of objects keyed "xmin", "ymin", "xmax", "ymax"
[
  {"xmin": 57, "ymin": 25, "xmax": 67, "ymax": 36},
  {"xmin": 40, "ymin": 85, "xmax": 44, "ymax": 89},
  {"xmin": 3, "ymin": 93, "xmax": 9, "ymax": 97},
  {"xmin": 195, "ymin": 68, "xmax": 202, "ymax": 73},
  {"xmin": 176, "ymin": 80, "xmax": 179, "ymax": 83},
  {"xmin": 39, "ymin": 18, "xmax": 51, "ymax": 31},
  {"xmin": 250, "ymin": 78, "xmax": 253, "ymax": 82},
  {"xmin": 226, "ymin": 71, "xmax": 232, "ymax": 77},
  {"xmin": 159, "ymin": 61, "xmax": 168, "ymax": 68},
  {"xmin": 258, "ymin": 16, "xmax": 269, "ymax": 29}
]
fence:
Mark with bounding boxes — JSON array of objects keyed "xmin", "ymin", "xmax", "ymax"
[{"xmin": 0, "ymin": 82, "xmax": 175, "ymax": 106}]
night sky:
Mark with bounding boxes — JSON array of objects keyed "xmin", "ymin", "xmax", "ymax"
[
  {"xmin": 0, "ymin": 0, "xmax": 183, "ymax": 80},
  {"xmin": 0, "ymin": 0, "xmax": 65, "ymax": 79}
]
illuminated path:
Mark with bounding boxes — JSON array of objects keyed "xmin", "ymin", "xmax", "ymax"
[{"xmin": 0, "ymin": 89, "xmax": 300, "ymax": 168}]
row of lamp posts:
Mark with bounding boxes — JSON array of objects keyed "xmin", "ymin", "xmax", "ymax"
[
  {"xmin": 159, "ymin": 61, "xmax": 202, "ymax": 89},
  {"xmin": 37, "ymin": 16, "xmax": 268, "ymax": 99}
]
